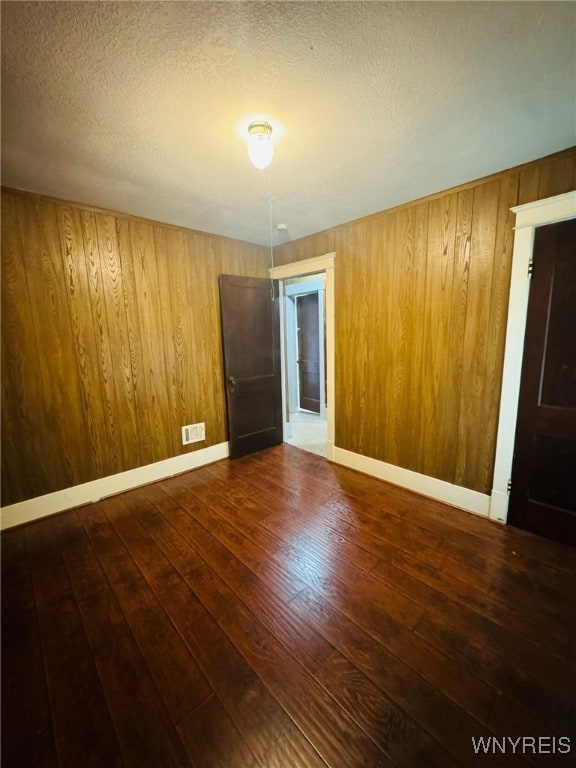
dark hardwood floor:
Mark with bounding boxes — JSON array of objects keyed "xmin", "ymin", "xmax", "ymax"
[{"xmin": 2, "ymin": 444, "xmax": 576, "ymax": 768}]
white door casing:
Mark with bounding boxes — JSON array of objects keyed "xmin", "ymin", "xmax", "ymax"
[{"xmin": 490, "ymin": 191, "xmax": 576, "ymax": 523}]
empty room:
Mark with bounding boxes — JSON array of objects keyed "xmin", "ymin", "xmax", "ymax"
[{"xmin": 1, "ymin": 2, "xmax": 575, "ymax": 767}]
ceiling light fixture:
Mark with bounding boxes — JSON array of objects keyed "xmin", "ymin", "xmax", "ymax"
[{"xmin": 247, "ymin": 121, "xmax": 273, "ymax": 170}]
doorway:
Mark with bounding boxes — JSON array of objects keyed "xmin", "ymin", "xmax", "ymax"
[
  {"xmin": 283, "ymin": 276, "xmax": 327, "ymax": 456},
  {"xmin": 270, "ymin": 253, "xmax": 336, "ymax": 461},
  {"xmin": 508, "ymin": 217, "xmax": 576, "ymax": 544},
  {"xmin": 491, "ymin": 191, "xmax": 576, "ymax": 539}
]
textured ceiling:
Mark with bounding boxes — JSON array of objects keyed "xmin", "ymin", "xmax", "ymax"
[{"xmin": 2, "ymin": 1, "xmax": 575, "ymax": 246}]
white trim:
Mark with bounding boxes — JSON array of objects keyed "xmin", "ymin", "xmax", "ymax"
[
  {"xmin": 271, "ymin": 253, "xmax": 335, "ymax": 460},
  {"xmin": 272, "ymin": 253, "xmax": 335, "ymax": 280},
  {"xmin": 490, "ymin": 190, "xmax": 576, "ymax": 523},
  {"xmin": 0, "ymin": 442, "xmax": 230, "ymax": 530},
  {"xmin": 284, "ymin": 292, "xmax": 298, "ymax": 418},
  {"xmin": 317, "ymin": 286, "xmax": 326, "ymax": 417},
  {"xmin": 334, "ymin": 447, "xmax": 490, "ymax": 518},
  {"xmin": 277, "ymin": 280, "xmax": 291, "ymax": 438},
  {"xmin": 511, "ymin": 191, "xmax": 576, "ymax": 229}
]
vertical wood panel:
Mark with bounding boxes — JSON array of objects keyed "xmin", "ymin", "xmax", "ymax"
[
  {"xmin": 2, "ymin": 149, "xmax": 574, "ymax": 505},
  {"xmin": 349, "ymin": 222, "xmax": 371, "ymax": 455},
  {"xmin": 57, "ymin": 205, "xmax": 112, "ymax": 477},
  {"xmin": 441, "ymin": 188, "xmax": 473, "ymax": 483},
  {"xmin": 116, "ymin": 219, "xmax": 149, "ymax": 461},
  {"xmin": 389, "ymin": 209, "xmax": 409, "ymax": 469},
  {"xmin": 153, "ymin": 226, "xmax": 185, "ymax": 458},
  {"xmin": 16, "ymin": 196, "xmax": 90, "ymax": 490},
  {"xmin": 517, "ymin": 164, "xmax": 540, "ymax": 206},
  {"xmin": 95, "ymin": 213, "xmax": 141, "ymax": 471},
  {"xmin": 334, "ymin": 222, "xmax": 357, "ymax": 450},
  {"xmin": 275, "ymin": 229, "xmax": 335, "ymax": 267},
  {"xmin": 419, "ymin": 194, "xmax": 457, "ymax": 481},
  {"xmin": 367, "ymin": 216, "xmax": 388, "ymax": 459},
  {"xmin": 1, "ymin": 194, "xmax": 48, "ymax": 501},
  {"xmin": 128, "ymin": 220, "xmax": 172, "ymax": 463},
  {"xmin": 387, "ymin": 212, "xmax": 407, "ymax": 468},
  {"xmin": 192, "ymin": 233, "xmax": 225, "ymax": 445},
  {"xmin": 80, "ymin": 210, "xmax": 122, "ymax": 474},
  {"xmin": 381, "ymin": 214, "xmax": 397, "ymax": 463},
  {"xmin": 407, "ymin": 204, "xmax": 429, "ymax": 473},
  {"xmin": 274, "ymin": 148, "xmax": 575, "ymax": 495},
  {"xmin": 481, "ymin": 173, "xmax": 519, "ymax": 491},
  {"xmin": 1, "ymin": 191, "xmax": 268, "ymax": 506},
  {"xmin": 390, "ymin": 205, "xmax": 430, "ymax": 471},
  {"xmin": 538, "ymin": 155, "xmax": 575, "ymax": 199},
  {"xmin": 455, "ymin": 181, "xmax": 500, "ymax": 490}
]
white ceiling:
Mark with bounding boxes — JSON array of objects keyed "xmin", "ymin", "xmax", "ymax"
[{"xmin": 2, "ymin": 1, "xmax": 575, "ymax": 246}]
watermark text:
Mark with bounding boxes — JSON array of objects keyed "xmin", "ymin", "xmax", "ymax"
[{"xmin": 472, "ymin": 736, "xmax": 571, "ymax": 755}]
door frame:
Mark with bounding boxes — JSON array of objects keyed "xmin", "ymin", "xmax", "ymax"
[
  {"xmin": 270, "ymin": 253, "xmax": 335, "ymax": 460},
  {"xmin": 490, "ymin": 191, "xmax": 576, "ymax": 524},
  {"xmin": 285, "ymin": 278, "xmax": 326, "ymax": 417}
]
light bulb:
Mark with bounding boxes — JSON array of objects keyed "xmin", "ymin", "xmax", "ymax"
[{"xmin": 247, "ymin": 121, "xmax": 273, "ymax": 170}]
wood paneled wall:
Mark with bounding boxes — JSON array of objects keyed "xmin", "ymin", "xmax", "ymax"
[
  {"xmin": 3, "ymin": 149, "xmax": 574, "ymax": 506},
  {"xmin": 274, "ymin": 148, "xmax": 576, "ymax": 494},
  {"xmin": 1, "ymin": 190, "xmax": 269, "ymax": 505}
]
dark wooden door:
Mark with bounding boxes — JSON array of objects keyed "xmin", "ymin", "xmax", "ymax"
[
  {"xmin": 508, "ymin": 218, "xmax": 576, "ymax": 545},
  {"xmin": 219, "ymin": 275, "xmax": 282, "ymax": 458},
  {"xmin": 297, "ymin": 292, "xmax": 321, "ymax": 413}
]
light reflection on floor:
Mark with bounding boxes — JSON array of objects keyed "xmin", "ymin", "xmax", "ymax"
[{"xmin": 282, "ymin": 525, "xmax": 333, "ymax": 588}]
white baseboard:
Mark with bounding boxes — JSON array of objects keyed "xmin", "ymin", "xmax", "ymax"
[
  {"xmin": 1, "ymin": 442, "xmax": 230, "ymax": 531},
  {"xmin": 332, "ymin": 447, "xmax": 491, "ymax": 518}
]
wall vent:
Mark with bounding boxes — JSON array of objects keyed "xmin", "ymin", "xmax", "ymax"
[{"xmin": 182, "ymin": 422, "xmax": 205, "ymax": 445}]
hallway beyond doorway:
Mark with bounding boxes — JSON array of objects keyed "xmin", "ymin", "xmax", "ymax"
[{"xmin": 285, "ymin": 411, "xmax": 327, "ymax": 457}]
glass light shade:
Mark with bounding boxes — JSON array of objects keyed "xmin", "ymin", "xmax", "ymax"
[{"xmin": 247, "ymin": 122, "xmax": 273, "ymax": 170}]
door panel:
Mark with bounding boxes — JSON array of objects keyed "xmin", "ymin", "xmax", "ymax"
[
  {"xmin": 509, "ymin": 218, "xmax": 576, "ymax": 545},
  {"xmin": 219, "ymin": 275, "xmax": 282, "ymax": 458},
  {"xmin": 297, "ymin": 292, "xmax": 321, "ymax": 413}
]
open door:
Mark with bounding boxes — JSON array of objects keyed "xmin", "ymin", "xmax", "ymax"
[
  {"xmin": 296, "ymin": 292, "xmax": 321, "ymax": 413},
  {"xmin": 508, "ymin": 218, "xmax": 576, "ymax": 544},
  {"xmin": 219, "ymin": 275, "xmax": 283, "ymax": 458}
]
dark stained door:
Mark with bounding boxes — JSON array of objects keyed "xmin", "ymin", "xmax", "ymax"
[
  {"xmin": 508, "ymin": 218, "xmax": 576, "ymax": 545},
  {"xmin": 219, "ymin": 275, "xmax": 282, "ymax": 458},
  {"xmin": 297, "ymin": 292, "xmax": 321, "ymax": 413}
]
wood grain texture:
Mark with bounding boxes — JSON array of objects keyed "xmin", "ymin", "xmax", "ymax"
[
  {"xmin": 1, "ymin": 193, "xmax": 48, "ymax": 502},
  {"xmin": 96, "ymin": 213, "xmax": 141, "ymax": 470},
  {"xmin": 127, "ymin": 219, "xmax": 172, "ymax": 462},
  {"xmin": 454, "ymin": 179, "xmax": 500, "ymax": 490},
  {"xmin": 1, "ymin": 528, "xmax": 57, "ymax": 767},
  {"xmin": 80, "ymin": 210, "xmax": 123, "ymax": 474},
  {"xmin": 441, "ymin": 188, "xmax": 473, "ymax": 483},
  {"xmin": 16, "ymin": 196, "xmax": 91, "ymax": 490},
  {"xmin": 2, "ymin": 445, "xmax": 575, "ymax": 768},
  {"xmin": 26, "ymin": 518, "xmax": 124, "ymax": 768},
  {"xmin": 2, "ymin": 148, "xmax": 575, "ymax": 504},
  {"xmin": 275, "ymin": 147, "xmax": 576, "ymax": 493},
  {"xmin": 420, "ymin": 193, "xmax": 457, "ymax": 481},
  {"xmin": 1, "ymin": 190, "xmax": 268, "ymax": 505},
  {"xmin": 482, "ymin": 173, "xmax": 519, "ymax": 488},
  {"xmin": 57, "ymin": 205, "xmax": 112, "ymax": 478}
]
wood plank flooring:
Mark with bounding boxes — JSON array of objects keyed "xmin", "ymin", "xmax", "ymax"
[{"xmin": 2, "ymin": 444, "xmax": 576, "ymax": 767}]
